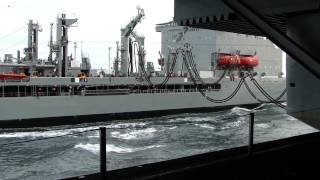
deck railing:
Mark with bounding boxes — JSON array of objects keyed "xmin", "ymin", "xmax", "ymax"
[{"xmin": 0, "ymin": 88, "xmax": 218, "ymax": 98}]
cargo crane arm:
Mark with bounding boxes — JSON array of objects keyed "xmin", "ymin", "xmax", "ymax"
[
  {"xmin": 120, "ymin": 7, "xmax": 145, "ymax": 76},
  {"xmin": 121, "ymin": 7, "xmax": 145, "ymax": 37}
]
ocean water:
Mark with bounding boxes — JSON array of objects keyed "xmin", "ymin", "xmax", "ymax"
[{"xmin": 0, "ymin": 104, "xmax": 317, "ymax": 179}]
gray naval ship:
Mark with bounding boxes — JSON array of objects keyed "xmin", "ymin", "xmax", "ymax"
[{"xmin": 0, "ymin": 8, "xmax": 285, "ymax": 128}]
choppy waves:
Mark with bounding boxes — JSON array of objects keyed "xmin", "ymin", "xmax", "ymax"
[
  {"xmin": 111, "ymin": 128, "xmax": 158, "ymax": 140},
  {"xmin": 0, "ymin": 104, "xmax": 317, "ymax": 180},
  {"xmin": 0, "ymin": 122, "xmax": 150, "ymax": 139},
  {"xmin": 75, "ymin": 143, "xmax": 165, "ymax": 154}
]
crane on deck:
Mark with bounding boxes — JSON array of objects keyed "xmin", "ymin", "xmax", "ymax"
[
  {"xmin": 119, "ymin": 6, "xmax": 145, "ymax": 76},
  {"xmin": 131, "ymin": 30, "xmax": 146, "ymax": 76}
]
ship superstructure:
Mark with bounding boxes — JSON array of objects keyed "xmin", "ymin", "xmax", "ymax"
[
  {"xmin": 156, "ymin": 22, "xmax": 282, "ymax": 78},
  {"xmin": 0, "ymin": 8, "xmax": 286, "ymax": 128}
]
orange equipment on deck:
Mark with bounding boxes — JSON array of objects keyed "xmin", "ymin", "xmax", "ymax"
[
  {"xmin": 0, "ymin": 72, "xmax": 27, "ymax": 80},
  {"xmin": 217, "ymin": 53, "xmax": 259, "ymax": 67},
  {"xmin": 239, "ymin": 55, "xmax": 259, "ymax": 67},
  {"xmin": 217, "ymin": 53, "xmax": 240, "ymax": 66}
]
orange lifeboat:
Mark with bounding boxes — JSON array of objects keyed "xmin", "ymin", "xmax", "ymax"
[
  {"xmin": 217, "ymin": 53, "xmax": 240, "ymax": 66},
  {"xmin": 0, "ymin": 72, "xmax": 27, "ymax": 80},
  {"xmin": 239, "ymin": 55, "xmax": 259, "ymax": 67},
  {"xmin": 217, "ymin": 53, "xmax": 259, "ymax": 68}
]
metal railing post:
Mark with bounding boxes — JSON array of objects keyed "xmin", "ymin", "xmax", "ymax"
[
  {"xmin": 100, "ymin": 127, "xmax": 107, "ymax": 180},
  {"xmin": 248, "ymin": 113, "xmax": 254, "ymax": 156}
]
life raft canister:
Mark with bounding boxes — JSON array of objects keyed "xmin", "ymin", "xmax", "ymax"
[
  {"xmin": 0, "ymin": 72, "xmax": 27, "ymax": 80},
  {"xmin": 217, "ymin": 53, "xmax": 259, "ymax": 67},
  {"xmin": 217, "ymin": 53, "xmax": 240, "ymax": 66},
  {"xmin": 239, "ymin": 55, "xmax": 259, "ymax": 67}
]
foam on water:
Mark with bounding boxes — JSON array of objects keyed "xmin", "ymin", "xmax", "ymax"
[
  {"xmin": 228, "ymin": 107, "xmax": 251, "ymax": 116},
  {"xmin": 106, "ymin": 122, "xmax": 148, "ymax": 129},
  {"xmin": 252, "ymin": 103, "xmax": 268, "ymax": 111},
  {"xmin": 87, "ymin": 132, "xmax": 99, "ymax": 138},
  {"xmin": 221, "ymin": 119, "xmax": 246, "ymax": 130},
  {"xmin": 162, "ymin": 126, "xmax": 178, "ymax": 131},
  {"xmin": 0, "ymin": 126, "xmax": 97, "ymax": 138},
  {"xmin": 255, "ymin": 123, "xmax": 271, "ymax": 129},
  {"xmin": 111, "ymin": 128, "xmax": 157, "ymax": 140},
  {"xmin": 232, "ymin": 107, "xmax": 252, "ymax": 112},
  {"xmin": 194, "ymin": 124, "xmax": 216, "ymax": 130},
  {"xmin": 0, "ymin": 122, "xmax": 150, "ymax": 139},
  {"xmin": 168, "ymin": 116, "xmax": 195, "ymax": 123},
  {"xmin": 168, "ymin": 116, "xmax": 216, "ymax": 124},
  {"xmin": 75, "ymin": 143, "xmax": 165, "ymax": 154}
]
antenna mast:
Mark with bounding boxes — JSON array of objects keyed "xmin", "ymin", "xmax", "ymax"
[{"xmin": 108, "ymin": 47, "xmax": 111, "ymax": 74}]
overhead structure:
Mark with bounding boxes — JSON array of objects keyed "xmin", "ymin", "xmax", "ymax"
[
  {"xmin": 108, "ymin": 47, "xmax": 111, "ymax": 73},
  {"xmin": 174, "ymin": 0, "xmax": 320, "ymax": 129},
  {"xmin": 120, "ymin": 7, "xmax": 145, "ymax": 76}
]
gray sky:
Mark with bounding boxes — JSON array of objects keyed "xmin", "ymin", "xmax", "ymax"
[{"xmin": 0, "ymin": 0, "xmax": 174, "ymax": 69}]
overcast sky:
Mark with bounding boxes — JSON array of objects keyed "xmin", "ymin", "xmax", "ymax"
[{"xmin": 0, "ymin": 0, "xmax": 174, "ymax": 69}]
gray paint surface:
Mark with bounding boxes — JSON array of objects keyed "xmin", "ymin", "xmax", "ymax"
[
  {"xmin": 156, "ymin": 23, "xmax": 282, "ymax": 76},
  {"xmin": 0, "ymin": 77, "xmax": 285, "ymax": 121},
  {"xmin": 286, "ymin": 11, "xmax": 320, "ymax": 128}
]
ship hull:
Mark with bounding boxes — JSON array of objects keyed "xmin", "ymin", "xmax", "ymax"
[{"xmin": 0, "ymin": 78, "xmax": 286, "ymax": 128}]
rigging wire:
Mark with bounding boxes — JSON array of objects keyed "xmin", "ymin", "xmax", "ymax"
[
  {"xmin": 247, "ymin": 74, "xmax": 286, "ymax": 109},
  {"xmin": 157, "ymin": 52, "xmax": 179, "ymax": 88},
  {"xmin": 182, "ymin": 50, "xmax": 244, "ymax": 103},
  {"xmin": 182, "ymin": 45, "xmax": 286, "ymax": 106},
  {"xmin": 134, "ymin": 42, "xmax": 179, "ymax": 88},
  {"xmin": 0, "ymin": 38, "xmax": 26, "ymax": 53},
  {"xmin": 136, "ymin": 43, "xmax": 153, "ymax": 86},
  {"xmin": 0, "ymin": 26, "xmax": 25, "ymax": 41},
  {"xmin": 187, "ymin": 49, "xmax": 227, "ymax": 85},
  {"xmin": 243, "ymin": 79, "xmax": 268, "ymax": 103},
  {"xmin": 243, "ymin": 78, "xmax": 286, "ymax": 105}
]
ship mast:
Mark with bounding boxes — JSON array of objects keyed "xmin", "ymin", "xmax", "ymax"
[
  {"xmin": 24, "ymin": 20, "xmax": 41, "ymax": 75},
  {"xmin": 74, "ymin": 42, "xmax": 77, "ymax": 62},
  {"xmin": 108, "ymin": 47, "xmax": 111, "ymax": 74},
  {"xmin": 55, "ymin": 14, "xmax": 78, "ymax": 77},
  {"xmin": 48, "ymin": 23, "xmax": 54, "ymax": 63},
  {"xmin": 114, "ymin": 41, "xmax": 120, "ymax": 75}
]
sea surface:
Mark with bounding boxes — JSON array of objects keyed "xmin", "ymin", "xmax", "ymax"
[{"xmin": 0, "ymin": 104, "xmax": 317, "ymax": 179}]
